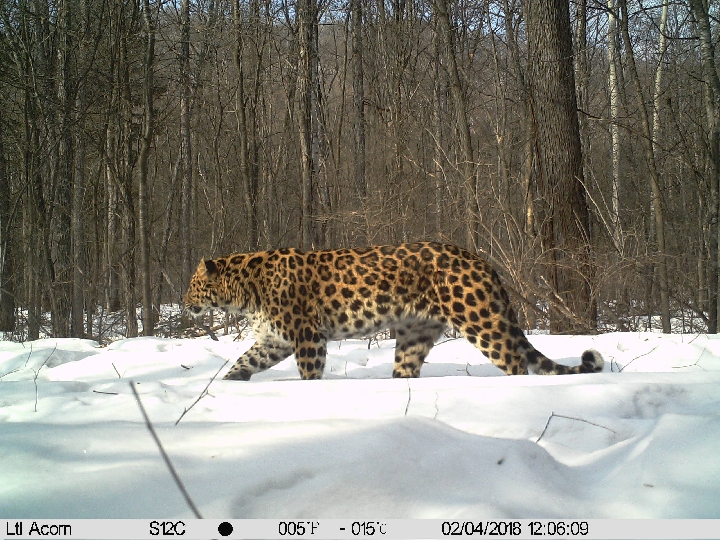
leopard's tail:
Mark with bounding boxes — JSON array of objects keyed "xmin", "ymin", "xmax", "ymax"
[{"xmin": 528, "ymin": 347, "xmax": 604, "ymax": 375}]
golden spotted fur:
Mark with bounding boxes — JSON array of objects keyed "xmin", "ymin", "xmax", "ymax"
[{"xmin": 184, "ymin": 242, "xmax": 603, "ymax": 380}]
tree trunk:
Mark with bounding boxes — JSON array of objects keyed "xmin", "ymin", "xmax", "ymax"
[
  {"xmin": 574, "ymin": 0, "xmax": 591, "ymax": 183},
  {"xmin": 138, "ymin": 0, "xmax": 155, "ymax": 336},
  {"xmin": 72, "ymin": 84, "xmax": 86, "ymax": 338},
  {"xmin": 122, "ymin": 201, "xmax": 138, "ymax": 338},
  {"xmin": 124, "ymin": 37, "xmax": 138, "ymax": 338},
  {"xmin": 180, "ymin": 0, "xmax": 193, "ymax": 285},
  {"xmin": 297, "ymin": 0, "xmax": 316, "ymax": 249},
  {"xmin": 351, "ymin": 0, "xmax": 367, "ymax": 212},
  {"xmin": 0, "ymin": 106, "xmax": 14, "ymax": 332},
  {"xmin": 54, "ymin": 0, "xmax": 73, "ymax": 337},
  {"xmin": 525, "ymin": 0, "xmax": 594, "ymax": 333},
  {"xmin": 156, "ymin": 152, "xmax": 181, "ymax": 312},
  {"xmin": 608, "ymin": 0, "xmax": 622, "ymax": 252},
  {"xmin": 233, "ymin": 0, "xmax": 259, "ymax": 251},
  {"xmin": 500, "ymin": 0, "xmax": 535, "ymax": 236},
  {"xmin": 105, "ymin": 133, "xmax": 121, "ymax": 312},
  {"xmin": 432, "ymin": 0, "xmax": 476, "ymax": 248},
  {"xmin": 432, "ymin": 18, "xmax": 445, "ymax": 239},
  {"xmin": 311, "ymin": 9, "xmax": 329, "ymax": 249},
  {"xmin": 618, "ymin": 0, "xmax": 671, "ymax": 333},
  {"xmin": 689, "ymin": 0, "xmax": 720, "ymax": 333},
  {"xmin": 71, "ymin": 0, "xmax": 91, "ymax": 339}
]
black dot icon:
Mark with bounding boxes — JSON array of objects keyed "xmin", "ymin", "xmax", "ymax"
[{"xmin": 218, "ymin": 522, "xmax": 233, "ymax": 537}]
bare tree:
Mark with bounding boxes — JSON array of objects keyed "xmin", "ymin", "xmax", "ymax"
[
  {"xmin": 179, "ymin": 0, "xmax": 193, "ymax": 285},
  {"xmin": 351, "ymin": 0, "xmax": 367, "ymax": 214},
  {"xmin": 525, "ymin": 0, "xmax": 594, "ymax": 332},
  {"xmin": 689, "ymin": 0, "xmax": 720, "ymax": 333},
  {"xmin": 432, "ymin": 0, "xmax": 477, "ymax": 249},
  {"xmin": 607, "ymin": 0, "xmax": 622, "ymax": 252},
  {"xmin": 0, "ymin": 103, "xmax": 13, "ymax": 332},
  {"xmin": 71, "ymin": 0, "xmax": 96, "ymax": 338},
  {"xmin": 1, "ymin": 0, "xmax": 718, "ymax": 341},
  {"xmin": 138, "ymin": 0, "xmax": 156, "ymax": 336},
  {"xmin": 233, "ymin": 0, "xmax": 259, "ymax": 251},
  {"xmin": 296, "ymin": 0, "xmax": 317, "ymax": 249},
  {"xmin": 54, "ymin": 0, "xmax": 73, "ymax": 337},
  {"xmin": 617, "ymin": 0, "xmax": 671, "ymax": 333}
]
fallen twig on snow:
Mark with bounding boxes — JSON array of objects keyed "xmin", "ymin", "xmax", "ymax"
[{"xmin": 536, "ymin": 412, "xmax": 616, "ymax": 443}]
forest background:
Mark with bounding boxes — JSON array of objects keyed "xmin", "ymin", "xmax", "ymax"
[{"xmin": 0, "ymin": 0, "xmax": 718, "ymax": 341}]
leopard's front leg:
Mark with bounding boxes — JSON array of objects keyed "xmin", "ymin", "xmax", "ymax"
[{"xmin": 224, "ymin": 338, "xmax": 293, "ymax": 380}]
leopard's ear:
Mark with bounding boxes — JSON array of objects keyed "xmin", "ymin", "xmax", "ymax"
[
  {"xmin": 204, "ymin": 259, "xmax": 220, "ymax": 278},
  {"xmin": 196, "ymin": 258, "xmax": 221, "ymax": 278}
]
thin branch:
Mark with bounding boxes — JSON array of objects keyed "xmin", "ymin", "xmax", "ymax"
[
  {"xmin": 404, "ymin": 379, "xmax": 411, "ymax": 416},
  {"xmin": 175, "ymin": 359, "xmax": 228, "ymax": 426},
  {"xmin": 0, "ymin": 367, "xmax": 20, "ymax": 380},
  {"xmin": 24, "ymin": 341, "xmax": 34, "ymax": 367},
  {"xmin": 32, "ymin": 344, "xmax": 57, "ymax": 413},
  {"xmin": 536, "ymin": 412, "xmax": 616, "ymax": 443},
  {"xmin": 672, "ymin": 347, "xmax": 708, "ymax": 371},
  {"xmin": 129, "ymin": 381, "xmax": 203, "ymax": 519},
  {"xmin": 619, "ymin": 345, "xmax": 659, "ymax": 372}
]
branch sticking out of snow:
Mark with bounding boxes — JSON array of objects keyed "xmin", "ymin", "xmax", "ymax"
[
  {"xmin": 404, "ymin": 380, "xmax": 411, "ymax": 416},
  {"xmin": 618, "ymin": 345, "xmax": 659, "ymax": 372},
  {"xmin": 175, "ymin": 359, "xmax": 229, "ymax": 426},
  {"xmin": 32, "ymin": 344, "xmax": 56, "ymax": 412},
  {"xmin": 129, "ymin": 381, "xmax": 203, "ymax": 519}
]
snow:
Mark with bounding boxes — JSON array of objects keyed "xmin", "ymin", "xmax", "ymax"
[{"xmin": 1, "ymin": 331, "xmax": 719, "ymax": 519}]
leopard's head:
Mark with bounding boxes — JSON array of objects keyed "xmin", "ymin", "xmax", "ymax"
[{"xmin": 184, "ymin": 258, "xmax": 227, "ymax": 318}]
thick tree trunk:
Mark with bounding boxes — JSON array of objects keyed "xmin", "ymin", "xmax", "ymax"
[{"xmin": 525, "ymin": 0, "xmax": 594, "ymax": 333}]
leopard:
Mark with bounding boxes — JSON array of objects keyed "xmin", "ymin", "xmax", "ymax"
[{"xmin": 183, "ymin": 242, "xmax": 603, "ymax": 381}]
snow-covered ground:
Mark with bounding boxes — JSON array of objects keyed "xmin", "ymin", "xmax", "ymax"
[{"xmin": 1, "ymin": 331, "xmax": 719, "ymax": 519}]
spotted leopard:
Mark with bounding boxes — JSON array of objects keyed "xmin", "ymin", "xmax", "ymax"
[{"xmin": 184, "ymin": 242, "xmax": 603, "ymax": 380}]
